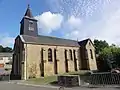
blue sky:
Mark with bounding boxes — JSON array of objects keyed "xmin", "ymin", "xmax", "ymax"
[
  {"xmin": 0, "ymin": 0, "xmax": 49, "ymax": 47},
  {"xmin": 0, "ymin": 0, "xmax": 120, "ymax": 48},
  {"xmin": 0, "ymin": 0, "xmax": 49, "ymax": 35}
]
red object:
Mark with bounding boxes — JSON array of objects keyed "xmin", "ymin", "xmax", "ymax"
[{"xmin": 0, "ymin": 64, "xmax": 4, "ymax": 68}]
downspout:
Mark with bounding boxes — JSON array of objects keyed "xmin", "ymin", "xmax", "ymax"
[
  {"xmin": 26, "ymin": 44, "xmax": 27, "ymax": 80},
  {"xmin": 24, "ymin": 43, "xmax": 27, "ymax": 80}
]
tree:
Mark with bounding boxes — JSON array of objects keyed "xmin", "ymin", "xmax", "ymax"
[
  {"xmin": 0, "ymin": 45, "xmax": 3, "ymax": 52},
  {"xmin": 98, "ymin": 46, "xmax": 120, "ymax": 71},
  {"xmin": 94, "ymin": 39, "xmax": 120, "ymax": 71},
  {"xmin": 3, "ymin": 47, "xmax": 12, "ymax": 52},
  {"xmin": 0, "ymin": 45, "xmax": 12, "ymax": 52},
  {"xmin": 94, "ymin": 39, "xmax": 109, "ymax": 54}
]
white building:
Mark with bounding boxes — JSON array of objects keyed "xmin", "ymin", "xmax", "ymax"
[{"xmin": 0, "ymin": 53, "xmax": 13, "ymax": 73}]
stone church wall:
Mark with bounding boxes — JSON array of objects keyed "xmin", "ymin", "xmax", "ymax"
[
  {"xmin": 85, "ymin": 41, "xmax": 97, "ymax": 70},
  {"xmin": 24, "ymin": 43, "xmax": 80, "ymax": 79}
]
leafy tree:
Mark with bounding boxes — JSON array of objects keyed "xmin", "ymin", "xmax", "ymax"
[
  {"xmin": 94, "ymin": 39, "xmax": 120, "ymax": 71},
  {"xmin": 3, "ymin": 47, "xmax": 13, "ymax": 52},
  {"xmin": 97, "ymin": 46, "xmax": 120, "ymax": 71},
  {"xmin": 0, "ymin": 45, "xmax": 3, "ymax": 52},
  {"xmin": 94, "ymin": 39, "xmax": 109, "ymax": 54},
  {"xmin": 0, "ymin": 45, "xmax": 12, "ymax": 52}
]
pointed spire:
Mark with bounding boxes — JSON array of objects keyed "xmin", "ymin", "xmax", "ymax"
[
  {"xmin": 24, "ymin": 4, "xmax": 33, "ymax": 18},
  {"xmin": 28, "ymin": 4, "xmax": 30, "ymax": 8}
]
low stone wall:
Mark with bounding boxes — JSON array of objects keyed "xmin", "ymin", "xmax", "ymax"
[{"xmin": 57, "ymin": 75, "xmax": 80, "ymax": 87}]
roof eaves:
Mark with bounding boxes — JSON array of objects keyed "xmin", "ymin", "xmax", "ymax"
[
  {"xmin": 20, "ymin": 35, "xmax": 25, "ymax": 43},
  {"xmin": 24, "ymin": 42, "xmax": 79, "ymax": 47}
]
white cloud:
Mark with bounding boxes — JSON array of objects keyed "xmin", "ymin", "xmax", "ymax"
[
  {"xmin": 65, "ymin": 30, "xmax": 79, "ymax": 40},
  {"xmin": 40, "ymin": 0, "xmax": 120, "ymax": 46},
  {"xmin": 64, "ymin": 8, "xmax": 120, "ymax": 45},
  {"xmin": 97, "ymin": 9, "xmax": 120, "ymax": 45},
  {"xmin": 62, "ymin": 0, "xmax": 120, "ymax": 46},
  {"xmin": 67, "ymin": 16, "xmax": 82, "ymax": 30},
  {"xmin": 35, "ymin": 11, "xmax": 63, "ymax": 34},
  {"xmin": 61, "ymin": 15, "xmax": 82, "ymax": 36},
  {"xmin": 0, "ymin": 33, "xmax": 14, "ymax": 47}
]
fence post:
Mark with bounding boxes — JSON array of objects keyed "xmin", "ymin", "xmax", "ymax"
[
  {"xmin": 78, "ymin": 75, "xmax": 81, "ymax": 86},
  {"xmin": 8, "ymin": 74, "xmax": 10, "ymax": 82}
]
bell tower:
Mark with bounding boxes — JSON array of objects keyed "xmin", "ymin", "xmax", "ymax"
[{"xmin": 20, "ymin": 4, "xmax": 38, "ymax": 36}]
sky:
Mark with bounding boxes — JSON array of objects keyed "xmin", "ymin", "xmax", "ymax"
[{"xmin": 0, "ymin": 0, "xmax": 120, "ymax": 48}]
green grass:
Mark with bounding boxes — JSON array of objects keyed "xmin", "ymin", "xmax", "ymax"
[
  {"xmin": 26, "ymin": 70, "xmax": 89, "ymax": 85},
  {"xmin": 63, "ymin": 70, "xmax": 89, "ymax": 75}
]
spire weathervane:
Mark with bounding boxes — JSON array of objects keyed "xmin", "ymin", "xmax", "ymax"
[
  {"xmin": 28, "ymin": 4, "xmax": 30, "ymax": 9},
  {"xmin": 24, "ymin": 3, "xmax": 33, "ymax": 18}
]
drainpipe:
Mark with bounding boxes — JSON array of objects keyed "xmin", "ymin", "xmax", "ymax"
[{"xmin": 24, "ymin": 44, "xmax": 27, "ymax": 80}]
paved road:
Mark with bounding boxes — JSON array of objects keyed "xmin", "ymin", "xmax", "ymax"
[
  {"xmin": 0, "ymin": 82, "xmax": 57, "ymax": 90},
  {"xmin": 0, "ymin": 81, "xmax": 119, "ymax": 90}
]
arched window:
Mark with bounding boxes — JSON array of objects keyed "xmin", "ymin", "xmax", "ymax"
[
  {"xmin": 73, "ymin": 50, "xmax": 76, "ymax": 59},
  {"xmin": 90, "ymin": 49, "xmax": 93, "ymax": 59},
  {"xmin": 64, "ymin": 49, "xmax": 67, "ymax": 60},
  {"xmin": 73, "ymin": 50, "xmax": 77, "ymax": 71},
  {"xmin": 29, "ymin": 21, "xmax": 34, "ymax": 31},
  {"xmin": 89, "ymin": 42, "xmax": 91, "ymax": 46},
  {"xmin": 48, "ymin": 48, "xmax": 52, "ymax": 62},
  {"xmin": 85, "ymin": 49, "xmax": 88, "ymax": 59},
  {"xmin": 64, "ymin": 49, "xmax": 68, "ymax": 72},
  {"xmin": 69, "ymin": 50, "xmax": 73, "ymax": 60}
]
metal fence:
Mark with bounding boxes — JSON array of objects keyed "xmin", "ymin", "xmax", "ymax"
[
  {"xmin": 57, "ymin": 72, "xmax": 120, "ymax": 87},
  {"xmin": 0, "ymin": 74, "xmax": 10, "ymax": 81},
  {"xmin": 89, "ymin": 72, "xmax": 120, "ymax": 85}
]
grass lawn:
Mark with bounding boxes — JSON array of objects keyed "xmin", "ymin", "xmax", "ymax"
[{"xmin": 26, "ymin": 70, "xmax": 89, "ymax": 85}]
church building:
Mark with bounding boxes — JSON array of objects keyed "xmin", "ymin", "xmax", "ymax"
[{"xmin": 11, "ymin": 5, "xmax": 97, "ymax": 80}]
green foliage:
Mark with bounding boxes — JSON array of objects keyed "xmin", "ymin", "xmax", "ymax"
[
  {"xmin": 0, "ymin": 45, "xmax": 12, "ymax": 52},
  {"xmin": 100, "ymin": 46, "xmax": 120, "ymax": 68},
  {"xmin": 94, "ymin": 40, "xmax": 120, "ymax": 71},
  {"xmin": 3, "ymin": 47, "xmax": 13, "ymax": 52},
  {"xmin": 94, "ymin": 39, "xmax": 109, "ymax": 54}
]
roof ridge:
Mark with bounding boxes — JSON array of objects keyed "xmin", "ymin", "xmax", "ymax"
[
  {"xmin": 38, "ymin": 35, "xmax": 77, "ymax": 42},
  {"xmin": 20, "ymin": 35, "xmax": 79, "ymax": 47},
  {"xmin": 79, "ymin": 38, "xmax": 90, "ymax": 42},
  {"xmin": 21, "ymin": 34, "xmax": 78, "ymax": 42}
]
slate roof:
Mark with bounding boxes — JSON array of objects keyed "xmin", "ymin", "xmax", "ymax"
[
  {"xmin": 24, "ymin": 4, "xmax": 33, "ymax": 18},
  {"xmin": 20, "ymin": 35, "xmax": 80, "ymax": 47},
  {"xmin": 78, "ymin": 38, "xmax": 94, "ymax": 47},
  {"xmin": 78, "ymin": 39, "xmax": 90, "ymax": 46},
  {"xmin": 0, "ymin": 53, "xmax": 13, "ymax": 57}
]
